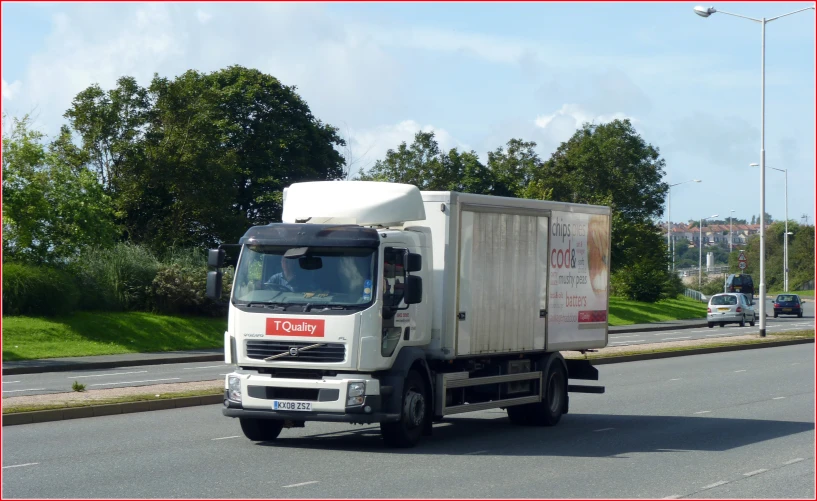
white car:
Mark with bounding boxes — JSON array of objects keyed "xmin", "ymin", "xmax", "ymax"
[{"xmin": 707, "ymin": 293, "xmax": 756, "ymax": 328}]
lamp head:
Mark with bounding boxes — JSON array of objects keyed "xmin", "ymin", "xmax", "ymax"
[{"xmin": 694, "ymin": 6, "xmax": 716, "ymax": 17}]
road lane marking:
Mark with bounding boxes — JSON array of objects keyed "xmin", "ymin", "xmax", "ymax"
[
  {"xmin": 783, "ymin": 458, "xmax": 804, "ymax": 465},
  {"xmin": 743, "ymin": 469, "xmax": 767, "ymax": 477},
  {"xmin": 608, "ymin": 335, "xmax": 643, "ymax": 339},
  {"xmin": 734, "ymin": 370, "xmax": 747, "ymax": 373},
  {"xmin": 773, "ymin": 396, "xmax": 786, "ymax": 400},
  {"xmin": 464, "ymin": 450, "xmax": 488, "ymax": 455},
  {"xmin": 211, "ymin": 436, "xmax": 241, "ymax": 441},
  {"xmin": 693, "ymin": 410, "xmax": 711, "ymax": 414},
  {"xmin": 184, "ymin": 365, "xmax": 226, "ymax": 370},
  {"xmin": 282, "ymin": 481, "xmax": 319, "ymax": 488},
  {"xmin": 610, "ymin": 340, "xmax": 643, "ymax": 345},
  {"xmin": 661, "ymin": 337, "xmax": 691, "ymax": 341},
  {"xmin": 2, "ymin": 381, "xmax": 21, "ymax": 384},
  {"xmin": 3, "ymin": 388, "xmax": 46, "ymax": 393},
  {"xmin": 669, "ymin": 378, "xmax": 682, "ymax": 381},
  {"xmin": 662, "ymin": 495, "xmax": 682, "ymax": 499},
  {"xmin": 3, "ymin": 463, "xmax": 39, "ymax": 469},
  {"xmin": 69, "ymin": 371, "xmax": 148, "ymax": 379},
  {"xmin": 702, "ymin": 481, "xmax": 729, "ymax": 489},
  {"xmin": 594, "ymin": 428, "xmax": 615, "ymax": 432},
  {"xmin": 89, "ymin": 378, "xmax": 180, "ymax": 387}
]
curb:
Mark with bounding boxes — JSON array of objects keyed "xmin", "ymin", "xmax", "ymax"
[
  {"xmin": 2, "ymin": 394, "xmax": 224, "ymax": 426},
  {"xmin": 3, "ymin": 338, "xmax": 812, "ymax": 426},
  {"xmin": 2, "ymin": 354, "xmax": 224, "ymax": 376},
  {"xmin": 585, "ymin": 337, "xmax": 814, "ymax": 365},
  {"xmin": 611, "ymin": 322, "xmax": 708, "ymax": 334}
]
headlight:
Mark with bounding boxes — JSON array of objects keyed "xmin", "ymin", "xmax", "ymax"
[
  {"xmin": 347, "ymin": 382, "xmax": 365, "ymax": 406},
  {"xmin": 228, "ymin": 376, "xmax": 242, "ymax": 402}
]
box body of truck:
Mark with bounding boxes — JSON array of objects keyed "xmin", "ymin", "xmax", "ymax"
[{"xmin": 209, "ymin": 181, "xmax": 611, "ymax": 447}]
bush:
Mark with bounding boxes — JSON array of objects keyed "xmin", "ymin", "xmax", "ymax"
[
  {"xmin": 71, "ymin": 243, "xmax": 160, "ymax": 312},
  {"xmin": 149, "ymin": 248, "xmax": 233, "ymax": 316},
  {"xmin": 700, "ymin": 275, "xmax": 725, "ymax": 296},
  {"xmin": 2, "ymin": 262, "xmax": 80, "ymax": 316},
  {"xmin": 611, "ymin": 263, "xmax": 683, "ymax": 303}
]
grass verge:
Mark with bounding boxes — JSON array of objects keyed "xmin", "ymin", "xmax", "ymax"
[
  {"xmin": 2, "ymin": 388, "xmax": 223, "ymax": 415},
  {"xmin": 608, "ymin": 295, "xmax": 706, "ymax": 326},
  {"xmin": 2, "ymin": 312, "xmax": 226, "ymax": 361}
]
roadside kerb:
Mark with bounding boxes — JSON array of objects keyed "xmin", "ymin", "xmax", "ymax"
[{"xmin": 4, "ymin": 336, "xmax": 811, "ymax": 427}]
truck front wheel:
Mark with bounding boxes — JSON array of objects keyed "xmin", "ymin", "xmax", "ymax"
[
  {"xmin": 381, "ymin": 370, "xmax": 427, "ymax": 448},
  {"xmin": 239, "ymin": 418, "xmax": 284, "ymax": 442}
]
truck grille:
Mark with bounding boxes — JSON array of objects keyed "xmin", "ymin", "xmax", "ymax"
[{"xmin": 246, "ymin": 340, "xmax": 346, "ymax": 363}]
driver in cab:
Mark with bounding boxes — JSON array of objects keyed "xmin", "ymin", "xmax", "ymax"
[{"xmin": 265, "ymin": 256, "xmax": 317, "ymax": 293}]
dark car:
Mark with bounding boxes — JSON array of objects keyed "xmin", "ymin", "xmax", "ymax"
[
  {"xmin": 725, "ymin": 274, "xmax": 754, "ymax": 295},
  {"xmin": 773, "ymin": 294, "xmax": 804, "ymax": 318}
]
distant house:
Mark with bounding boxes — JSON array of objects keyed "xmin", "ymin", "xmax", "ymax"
[{"xmin": 659, "ymin": 222, "xmax": 760, "ymax": 248}]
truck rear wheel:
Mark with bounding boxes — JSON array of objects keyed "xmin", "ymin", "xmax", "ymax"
[
  {"xmin": 239, "ymin": 418, "xmax": 284, "ymax": 441},
  {"xmin": 381, "ymin": 370, "xmax": 427, "ymax": 448},
  {"xmin": 506, "ymin": 360, "xmax": 566, "ymax": 427}
]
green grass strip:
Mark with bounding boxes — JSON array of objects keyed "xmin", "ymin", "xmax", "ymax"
[{"xmin": 608, "ymin": 295, "xmax": 707, "ymax": 326}]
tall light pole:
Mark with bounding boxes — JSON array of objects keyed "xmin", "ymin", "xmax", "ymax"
[
  {"xmin": 694, "ymin": 4, "xmax": 814, "ymax": 337},
  {"xmin": 700, "ymin": 214, "xmax": 718, "ymax": 289},
  {"xmin": 667, "ymin": 179, "xmax": 702, "ymax": 270},
  {"xmin": 729, "ymin": 209, "xmax": 735, "ymax": 253},
  {"xmin": 752, "ymin": 162, "xmax": 788, "ymax": 291}
]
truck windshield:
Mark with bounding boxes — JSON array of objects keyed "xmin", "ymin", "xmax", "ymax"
[{"xmin": 231, "ymin": 245, "xmax": 377, "ymax": 308}]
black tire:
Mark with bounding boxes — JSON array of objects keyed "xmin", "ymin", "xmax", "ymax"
[
  {"xmin": 750, "ymin": 317, "xmax": 755, "ymax": 327},
  {"xmin": 739, "ymin": 317, "xmax": 746, "ymax": 327},
  {"xmin": 381, "ymin": 370, "xmax": 428, "ymax": 448},
  {"xmin": 720, "ymin": 323, "xmax": 725, "ymax": 327},
  {"xmin": 798, "ymin": 311, "xmax": 803, "ymax": 318},
  {"xmin": 708, "ymin": 323, "xmax": 714, "ymax": 328},
  {"xmin": 239, "ymin": 418, "xmax": 284, "ymax": 441},
  {"xmin": 506, "ymin": 359, "xmax": 566, "ymax": 427},
  {"xmin": 774, "ymin": 312, "xmax": 778, "ymax": 318}
]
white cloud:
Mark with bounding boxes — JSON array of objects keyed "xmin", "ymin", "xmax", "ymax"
[
  {"xmin": 196, "ymin": 9, "xmax": 212, "ymax": 24},
  {"xmin": 2, "ymin": 79, "xmax": 22, "ymax": 101},
  {"xmin": 342, "ymin": 120, "xmax": 466, "ymax": 176}
]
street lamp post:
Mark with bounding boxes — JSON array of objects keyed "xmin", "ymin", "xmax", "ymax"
[
  {"xmin": 752, "ymin": 162, "xmax": 788, "ymax": 291},
  {"xmin": 694, "ymin": 4, "xmax": 814, "ymax": 337},
  {"xmin": 729, "ymin": 209, "xmax": 735, "ymax": 253},
  {"xmin": 667, "ymin": 179, "xmax": 702, "ymax": 271},
  {"xmin": 700, "ymin": 214, "xmax": 718, "ymax": 289}
]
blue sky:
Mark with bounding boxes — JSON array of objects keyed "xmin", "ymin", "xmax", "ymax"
[{"xmin": 2, "ymin": 1, "xmax": 814, "ymax": 225}]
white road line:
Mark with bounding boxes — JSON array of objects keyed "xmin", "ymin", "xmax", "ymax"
[
  {"xmin": 3, "ymin": 463, "xmax": 39, "ymax": 469},
  {"xmin": 693, "ymin": 410, "xmax": 711, "ymax": 415},
  {"xmin": 608, "ymin": 335, "xmax": 643, "ymax": 339},
  {"xmin": 88, "ymin": 378, "xmax": 180, "ymax": 387},
  {"xmin": 773, "ymin": 396, "xmax": 786, "ymax": 400},
  {"xmin": 464, "ymin": 450, "xmax": 488, "ymax": 455},
  {"xmin": 705, "ymin": 334, "xmax": 727, "ymax": 337},
  {"xmin": 594, "ymin": 428, "xmax": 615, "ymax": 432},
  {"xmin": 282, "ymin": 481, "xmax": 319, "ymax": 488},
  {"xmin": 68, "ymin": 371, "xmax": 148, "ymax": 379},
  {"xmin": 734, "ymin": 370, "xmax": 747, "ymax": 373},
  {"xmin": 2, "ymin": 381, "xmax": 21, "ymax": 384},
  {"xmin": 211, "ymin": 436, "xmax": 241, "ymax": 441},
  {"xmin": 610, "ymin": 340, "xmax": 644, "ymax": 345},
  {"xmin": 662, "ymin": 495, "xmax": 682, "ymax": 499},
  {"xmin": 783, "ymin": 458, "xmax": 804, "ymax": 465},
  {"xmin": 661, "ymin": 336, "xmax": 691, "ymax": 341},
  {"xmin": 3, "ymin": 388, "xmax": 46, "ymax": 393},
  {"xmin": 184, "ymin": 365, "xmax": 226, "ymax": 370},
  {"xmin": 669, "ymin": 378, "xmax": 682, "ymax": 381},
  {"xmin": 743, "ymin": 469, "xmax": 768, "ymax": 477},
  {"xmin": 702, "ymin": 481, "xmax": 729, "ymax": 490}
]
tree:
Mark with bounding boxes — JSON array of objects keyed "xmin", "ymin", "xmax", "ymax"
[
  {"xmin": 2, "ymin": 114, "xmax": 117, "ymax": 264},
  {"xmin": 487, "ymin": 139, "xmax": 550, "ymax": 199},
  {"xmin": 62, "ymin": 66, "xmax": 346, "ymax": 250}
]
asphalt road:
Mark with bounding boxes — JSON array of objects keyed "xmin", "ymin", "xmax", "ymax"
[
  {"xmin": 3, "ymin": 344, "xmax": 813, "ymax": 499},
  {"xmin": 3, "ymin": 300, "xmax": 812, "ymax": 398}
]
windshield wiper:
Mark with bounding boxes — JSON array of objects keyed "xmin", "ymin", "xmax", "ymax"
[{"xmin": 245, "ymin": 301, "xmax": 289, "ymax": 310}]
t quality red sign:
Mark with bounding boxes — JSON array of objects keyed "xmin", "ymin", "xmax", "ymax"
[{"xmin": 265, "ymin": 318, "xmax": 325, "ymax": 337}]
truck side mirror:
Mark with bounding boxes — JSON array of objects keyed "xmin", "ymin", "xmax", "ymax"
[
  {"xmin": 208, "ymin": 249, "xmax": 226, "ymax": 268},
  {"xmin": 405, "ymin": 253, "xmax": 422, "ymax": 273},
  {"xmin": 206, "ymin": 270, "xmax": 223, "ymax": 299},
  {"xmin": 403, "ymin": 275, "xmax": 422, "ymax": 304}
]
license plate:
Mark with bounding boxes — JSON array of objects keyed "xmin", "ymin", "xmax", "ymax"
[
  {"xmin": 783, "ymin": 308, "xmax": 792, "ymax": 312},
  {"xmin": 273, "ymin": 400, "xmax": 312, "ymax": 411},
  {"xmin": 718, "ymin": 307, "xmax": 729, "ymax": 312}
]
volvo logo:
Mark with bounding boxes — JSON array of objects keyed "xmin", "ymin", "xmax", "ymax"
[{"xmin": 289, "ymin": 347, "xmax": 299, "ymax": 356}]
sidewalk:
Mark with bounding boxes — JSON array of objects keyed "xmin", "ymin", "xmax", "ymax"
[{"xmin": 2, "ymin": 319, "xmax": 711, "ymax": 376}]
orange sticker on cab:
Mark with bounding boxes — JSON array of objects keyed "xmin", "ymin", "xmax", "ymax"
[{"xmin": 265, "ymin": 318, "xmax": 325, "ymax": 337}]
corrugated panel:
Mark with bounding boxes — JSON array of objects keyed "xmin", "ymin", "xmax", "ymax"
[{"xmin": 457, "ymin": 210, "xmax": 543, "ymax": 355}]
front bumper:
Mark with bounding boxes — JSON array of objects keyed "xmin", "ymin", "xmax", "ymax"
[{"xmin": 222, "ymin": 372, "xmax": 400, "ymax": 424}]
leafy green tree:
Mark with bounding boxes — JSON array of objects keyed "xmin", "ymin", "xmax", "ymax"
[{"xmin": 2, "ymin": 115, "xmax": 117, "ymax": 264}]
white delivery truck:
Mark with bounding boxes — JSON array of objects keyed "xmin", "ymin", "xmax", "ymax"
[{"xmin": 207, "ymin": 181, "xmax": 612, "ymax": 447}]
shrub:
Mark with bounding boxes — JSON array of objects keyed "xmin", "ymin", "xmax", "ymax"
[
  {"xmin": 71, "ymin": 243, "xmax": 160, "ymax": 312},
  {"xmin": 149, "ymin": 247, "xmax": 233, "ymax": 316},
  {"xmin": 700, "ymin": 275, "xmax": 725, "ymax": 296},
  {"xmin": 2, "ymin": 262, "xmax": 80, "ymax": 316},
  {"xmin": 611, "ymin": 263, "xmax": 683, "ymax": 303}
]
